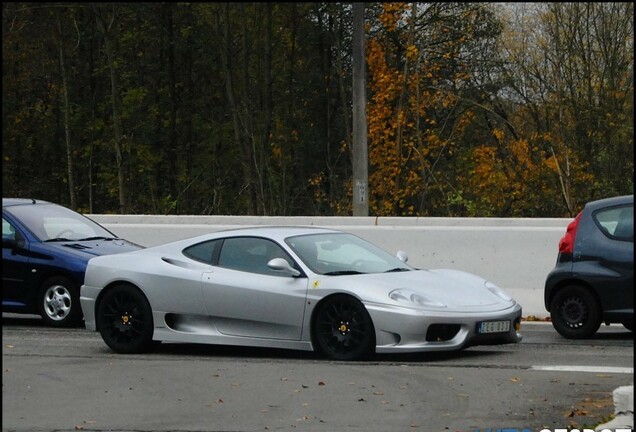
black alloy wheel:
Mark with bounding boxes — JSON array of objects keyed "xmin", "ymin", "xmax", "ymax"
[
  {"xmin": 313, "ymin": 295, "xmax": 375, "ymax": 361},
  {"xmin": 96, "ymin": 284, "xmax": 154, "ymax": 354},
  {"xmin": 549, "ymin": 285, "xmax": 601, "ymax": 339}
]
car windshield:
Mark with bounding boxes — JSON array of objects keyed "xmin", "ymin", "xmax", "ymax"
[
  {"xmin": 6, "ymin": 203, "xmax": 115, "ymax": 242},
  {"xmin": 285, "ymin": 232, "xmax": 413, "ymax": 275}
]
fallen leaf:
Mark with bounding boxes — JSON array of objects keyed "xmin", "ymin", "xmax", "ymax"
[{"xmin": 318, "ymin": 381, "xmax": 326, "ymax": 386}]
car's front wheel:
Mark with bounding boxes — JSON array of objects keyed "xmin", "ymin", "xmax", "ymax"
[
  {"xmin": 96, "ymin": 284, "xmax": 155, "ymax": 354},
  {"xmin": 313, "ymin": 295, "xmax": 375, "ymax": 361},
  {"xmin": 39, "ymin": 276, "xmax": 83, "ymax": 327},
  {"xmin": 549, "ymin": 285, "xmax": 601, "ymax": 339}
]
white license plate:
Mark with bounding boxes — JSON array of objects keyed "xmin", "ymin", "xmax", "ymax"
[{"xmin": 478, "ymin": 320, "xmax": 510, "ymax": 334}]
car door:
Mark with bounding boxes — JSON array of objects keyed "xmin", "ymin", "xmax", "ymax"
[
  {"xmin": 2, "ymin": 216, "xmax": 31, "ymax": 307},
  {"xmin": 200, "ymin": 236, "xmax": 309, "ymax": 340},
  {"xmin": 601, "ymin": 204, "xmax": 634, "ymax": 314},
  {"xmin": 584, "ymin": 203, "xmax": 634, "ymax": 314}
]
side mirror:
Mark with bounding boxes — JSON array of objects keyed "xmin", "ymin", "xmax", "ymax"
[
  {"xmin": 267, "ymin": 258, "xmax": 301, "ymax": 277},
  {"xmin": 396, "ymin": 250, "xmax": 408, "ymax": 263},
  {"xmin": 2, "ymin": 237, "xmax": 23, "ymax": 250}
]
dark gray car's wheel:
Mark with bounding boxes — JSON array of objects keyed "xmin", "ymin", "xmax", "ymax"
[
  {"xmin": 39, "ymin": 276, "xmax": 83, "ymax": 327},
  {"xmin": 550, "ymin": 285, "xmax": 601, "ymax": 339},
  {"xmin": 313, "ymin": 295, "xmax": 375, "ymax": 361},
  {"xmin": 96, "ymin": 284, "xmax": 154, "ymax": 354}
]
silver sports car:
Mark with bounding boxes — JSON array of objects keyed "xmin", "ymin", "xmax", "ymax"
[{"xmin": 80, "ymin": 226, "xmax": 522, "ymax": 360}]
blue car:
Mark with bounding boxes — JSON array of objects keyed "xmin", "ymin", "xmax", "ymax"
[{"xmin": 2, "ymin": 198, "xmax": 142, "ymax": 327}]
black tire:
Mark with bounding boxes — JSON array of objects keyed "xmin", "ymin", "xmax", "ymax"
[
  {"xmin": 39, "ymin": 276, "xmax": 83, "ymax": 327},
  {"xmin": 313, "ymin": 295, "xmax": 375, "ymax": 361},
  {"xmin": 549, "ymin": 285, "xmax": 601, "ymax": 339},
  {"xmin": 96, "ymin": 284, "xmax": 154, "ymax": 354}
]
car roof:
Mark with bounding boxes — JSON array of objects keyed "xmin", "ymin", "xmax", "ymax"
[
  {"xmin": 139, "ymin": 225, "xmax": 345, "ymax": 254},
  {"xmin": 212, "ymin": 225, "xmax": 342, "ymax": 240},
  {"xmin": 585, "ymin": 194, "xmax": 633, "ymax": 211},
  {"xmin": 2, "ymin": 198, "xmax": 54, "ymax": 208}
]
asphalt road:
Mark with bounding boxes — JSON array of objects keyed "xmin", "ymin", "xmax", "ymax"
[{"xmin": 2, "ymin": 315, "xmax": 633, "ymax": 432}]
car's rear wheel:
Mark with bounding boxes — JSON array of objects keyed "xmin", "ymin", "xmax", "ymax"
[
  {"xmin": 549, "ymin": 285, "xmax": 601, "ymax": 339},
  {"xmin": 313, "ymin": 295, "xmax": 375, "ymax": 361},
  {"xmin": 96, "ymin": 284, "xmax": 154, "ymax": 354},
  {"xmin": 39, "ymin": 276, "xmax": 83, "ymax": 327}
]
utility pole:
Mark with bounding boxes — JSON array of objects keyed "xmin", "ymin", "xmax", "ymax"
[{"xmin": 352, "ymin": 2, "xmax": 369, "ymax": 216}]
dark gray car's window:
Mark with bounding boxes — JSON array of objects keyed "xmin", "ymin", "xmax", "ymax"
[{"xmin": 594, "ymin": 205, "xmax": 633, "ymax": 240}]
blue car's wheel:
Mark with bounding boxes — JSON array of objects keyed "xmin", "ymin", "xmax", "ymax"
[
  {"xmin": 313, "ymin": 295, "xmax": 375, "ymax": 361},
  {"xmin": 39, "ymin": 276, "xmax": 82, "ymax": 328},
  {"xmin": 96, "ymin": 284, "xmax": 154, "ymax": 354}
]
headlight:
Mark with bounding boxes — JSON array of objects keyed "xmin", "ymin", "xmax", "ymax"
[
  {"xmin": 485, "ymin": 281, "xmax": 512, "ymax": 301},
  {"xmin": 389, "ymin": 289, "xmax": 446, "ymax": 308}
]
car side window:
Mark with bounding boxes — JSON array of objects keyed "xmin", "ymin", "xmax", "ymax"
[
  {"xmin": 2, "ymin": 217, "xmax": 25, "ymax": 248},
  {"xmin": 595, "ymin": 205, "xmax": 633, "ymax": 241},
  {"xmin": 2, "ymin": 217, "xmax": 16, "ymax": 241},
  {"xmin": 183, "ymin": 239, "xmax": 221, "ymax": 264},
  {"xmin": 217, "ymin": 237, "xmax": 294, "ymax": 276}
]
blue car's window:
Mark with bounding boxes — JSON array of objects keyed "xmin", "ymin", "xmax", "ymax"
[
  {"xmin": 594, "ymin": 205, "xmax": 633, "ymax": 240},
  {"xmin": 2, "ymin": 217, "xmax": 16, "ymax": 241},
  {"xmin": 5, "ymin": 203, "xmax": 115, "ymax": 241}
]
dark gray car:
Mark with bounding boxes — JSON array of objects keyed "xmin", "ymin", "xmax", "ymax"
[{"xmin": 544, "ymin": 195, "xmax": 633, "ymax": 338}]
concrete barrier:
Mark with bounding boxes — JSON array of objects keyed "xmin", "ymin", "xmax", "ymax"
[{"xmin": 90, "ymin": 215, "xmax": 571, "ymax": 318}]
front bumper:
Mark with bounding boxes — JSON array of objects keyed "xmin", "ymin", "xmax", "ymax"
[
  {"xmin": 79, "ymin": 285, "xmax": 99, "ymax": 331},
  {"xmin": 365, "ymin": 301, "xmax": 523, "ymax": 353}
]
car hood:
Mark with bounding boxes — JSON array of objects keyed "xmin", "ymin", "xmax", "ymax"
[
  {"xmin": 48, "ymin": 239, "xmax": 142, "ymax": 260},
  {"xmin": 316, "ymin": 268, "xmax": 515, "ymax": 312}
]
